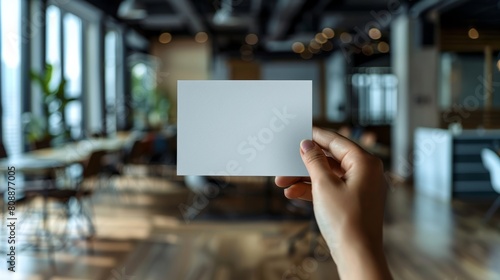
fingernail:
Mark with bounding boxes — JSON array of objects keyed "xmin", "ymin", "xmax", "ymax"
[{"xmin": 300, "ymin": 139, "xmax": 315, "ymax": 152}]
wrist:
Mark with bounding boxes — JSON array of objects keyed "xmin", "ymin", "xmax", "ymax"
[{"xmin": 330, "ymin": 226, "xmax": 390, "ymax": 280}]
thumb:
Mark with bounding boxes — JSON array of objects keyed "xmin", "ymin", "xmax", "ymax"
[{"xmin": 300, "ymin": 140, "xmax": 334, "ymax": 183}]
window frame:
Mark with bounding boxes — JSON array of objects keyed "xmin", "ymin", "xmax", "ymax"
[{"xmin": 0, "ymin": 0, "xmax": 25, "ymax": 155}]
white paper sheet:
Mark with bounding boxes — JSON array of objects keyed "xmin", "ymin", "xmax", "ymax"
[{"xmin": 177, "ymin": 80, "xmax": 312, "ymax": 176}]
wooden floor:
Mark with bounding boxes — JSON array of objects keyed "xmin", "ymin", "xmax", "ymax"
[{"xmin": 1, "ymin": 174, "xmax": 500, "ymax": 280}]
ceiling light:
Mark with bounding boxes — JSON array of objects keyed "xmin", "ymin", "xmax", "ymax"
[
  {"xmin": 240, "ymin": 44, "xmax": 253, "ymax": 55},
  {"xmin": 362, "ymin": 45, "xmax": 374, "ymax": 56},
  {"xmin": 195, "ymin": 32, "xmax": 208, "ymax": 43},
  {"xmin": 241, "ymin": 53, "xmax": 254, "ymax": 62},
  {"xmin": 315, "ymin": 33, "xmax": 327, "ymax": 44},
  {"xmin": 159, "ymin": 32, "xmax": 172, "ymax": 44},
  {"xmin": 368, "ymin": 28, "xmax": 382, "ymax": 40},
  {"xmin": 321, "ymin": 41, "xmax": 333, "ymax": 51},
  {"xmin": 322, "ymin": 28, "xmax": 335, "ymax": 39},
  {"xmin": 340, "ymin": 32, "xmax": 352, "ymax": 43},
  {"xmin": 292, "ymin": 42, "xmax": 305, "ymax": 53},
  {"xmin": 468, "ymin": 28, "xmax": 479, "ymax": 39},
  {"xmin": 308, "ymin": 45, "xmax": 320, "ymax": 53},
  {"xmin": 245, "ymin": 34, "xmax": 259, "ymax": 45},
  {"xmin": 309, "ymin": 40, "xmax": 321, "ymax": 50},
  {"xmin": 377, "ymin": 42, "xmax": 390, "ymax": 53},
  {"xmin": 300, "ymin": 51, "xmax": 312, "ymax": 59}
]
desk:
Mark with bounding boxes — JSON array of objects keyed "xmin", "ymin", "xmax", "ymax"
[
  {"xmin": 0, "ymin": 156, "xmax": 66, "ymax": 193},
  {"xmin": 29, "ymin": 136, "xmax": 131, "ymax": 164},
  {"xmin": 0, "ymin": 156, "xmax": 67, "ymax": 251},
  {"xmin": 0, "ymin": 157, "xmax": 66, "ymax": 172},
  {"xmin": 414, "ymin": 128, "xmax": 500, "ymax": 201},
  {"xmin": 0, "ymin": 135, "xmax": 131, "ymax": 251}
]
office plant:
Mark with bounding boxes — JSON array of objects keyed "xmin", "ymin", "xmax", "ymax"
[{"xmin": 26, "ymin": 63, "xmax": 75, "ymax": 148}]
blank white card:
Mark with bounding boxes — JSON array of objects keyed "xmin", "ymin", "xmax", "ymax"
[{"xmin": 177, "ymin": 80, "xmax": 312, "ymax": 176}]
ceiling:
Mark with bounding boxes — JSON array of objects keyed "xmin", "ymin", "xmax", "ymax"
[
  {"xmin": 440, "ymin": 0, "xmax": 500, "ymax": 29},
  {"xmin": 83, "ymin": 0, "xmax": 500, "ymax": 56}
]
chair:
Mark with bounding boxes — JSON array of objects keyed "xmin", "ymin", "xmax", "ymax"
[
  {"xmin": 0, "ymin": 142, "xmax": 7, "ymax": 158},
  {"xmin": 481, "ymin": 148, "xmax": 500, "ymax": 223},
  {"xmin": 119, "ymin": 139, "xmax": 151, "ymax": 190},
  {"xmin": 25, "ymin": 150, "xmax": 106, "ymax": 240}
]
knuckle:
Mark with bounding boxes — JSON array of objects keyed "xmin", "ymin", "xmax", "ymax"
[{"xmin": 304, "ymin": 151, "xmax": 325, "ymax": 165}]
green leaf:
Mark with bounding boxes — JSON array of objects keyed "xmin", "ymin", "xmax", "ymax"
[
  {"xmin": 30, "ymin": 69, "xmax": 52, "ymax": 97},
  {"xmin": 60, "ymin": 97, "xmax": 77, "ymax": 109},
  {"xmin": 43, "ymin": 64, "xmax": 53, "ymax": 88},
  {"xmin": 54, "ymin": 78, "xmax": 66, "ymax": 99},
  {"xmin": 30, "ymin": 70, "xmax": 42, "ymax": 83}
]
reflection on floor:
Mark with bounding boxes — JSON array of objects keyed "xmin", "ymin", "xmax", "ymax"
[{"xmin": 0, "ymin": 175, "xmax": 499, "ymax": 280}]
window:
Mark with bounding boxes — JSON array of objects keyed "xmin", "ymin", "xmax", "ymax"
[
  {"xmin": 349, "ymin": 69, "xmax": 398, "ymax": 125},
  {"xmin": 46, "ymin": 5, "xmax": 61, "ymax": 89},
  {"xmin": 440, "ymin": 52, "xmax": 500, "ymax": 109},
  {"xmin": 105, "ymin": 30, "xmax": 118, "ymax": 135},
  {"xmin": 1, "ymin": 0, "xmax": 22, "ymax": 156},
  {"xmin": 63, "ymin": 13, "xmax": 83, "ymax": 139},
  {"xmin": 45, "ymin": 6, "xmax": 83, "ymax": 140}
]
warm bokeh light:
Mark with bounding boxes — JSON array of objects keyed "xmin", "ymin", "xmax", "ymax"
[
  {"xmin": 321, "ymin": 41, "xmax": 333, "ymax": 51},
  {"xmin": 195, "ymin": 31, "xmax": 208, "ymax": 43},
  {"xmin": 241, "ymin": 53, "xmax": 254, "ymax": 62},
  {"xmin": 340, "ymin": 32, "xmax": 352, "ymax": 43},
  {"xmin": 245, "ymin": 33, "xmax": 258, "ymax": 45},
  {"xmin": 368, "ymin": 28, "xmax": 382, "ymax": 40},
  {"xmin": 362, "ymin": 45, "xmax": 374, "ymax": 56},
  {"xmin": 377, "ymin": 41, "xmax": 390, "ymax": 53},
  {"xmin": 292, "ymin": 42, "xmax": 305, "ymax": 53},
  {"xmin": 322, "ymin": 27, "xmax": 335, "ymax": 39},
  {"xmin": 315, "ymin": 33, "xmax": 327, "ymax": 44},
  {"xmin": 158, "ymin": 32, "xmax": 172, "ymax": 44},
  {"xmin": 240, "ymin": 44, "xmax": 253, "ymax": 55},
  {"xmin": 308, "ymin": 45, "xmax": 320, "ymax": 53},
  {"xmin": 497, "ymin": 59, "xmax": 500, "ymax": 71},
  {"xmin": 300, "ymin": 51, "xmax": 312, "ymax": 59},
  {"xmin": 468, "ymin": 28, "xmax": 479, "ymax": 39},
  {"xmin": 309, "ymin": 40, "xmax": 321, "ymax": 50}
]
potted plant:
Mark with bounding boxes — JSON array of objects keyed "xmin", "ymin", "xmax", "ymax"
[{"xmin": 26, "ymin": 63, "xmax": 75, "ymax": 148}]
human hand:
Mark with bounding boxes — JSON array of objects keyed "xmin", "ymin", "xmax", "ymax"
[{"xmin": 275, "ymin": 127, "xmax": 391, "ymax": 280}]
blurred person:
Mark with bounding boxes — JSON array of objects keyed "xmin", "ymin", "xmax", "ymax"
[{"xmin": 275, "ymin": 127, "xmax": 392, "ymax": 280}]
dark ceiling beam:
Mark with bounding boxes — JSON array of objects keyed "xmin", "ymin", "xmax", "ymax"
[
  {"xmin": 248, "ymin": 0, "xmax": 263, "ymax": 33},
  {"xmin": 320, "ymin": 10, "xmax": 393, "ymax": 30},
  {"xmin": 410, "ymin": 0, "xmax": 471, "ymax": 17},
  {"xmin": 139, "ymin": 15, "xmax": 185, "ymax": 29},
  {"xmin": 167, "ymin": 0, "xmax": 205, "ymax": 33},
  {"xmin": 267, "ymin": 0, "xmax": 308, "ymax": 40}
]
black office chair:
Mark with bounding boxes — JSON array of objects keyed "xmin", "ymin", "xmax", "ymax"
[
  {"xmin": 0, "ymin": 141, "xmax": 60, "ymax": 250},
  {"xmin": 0, "ymin": 142, "xmax": 6, "ymax": 159},
  {"xmin": 24, "ymin": 150, "xmax": 106, "ymax": 241}
]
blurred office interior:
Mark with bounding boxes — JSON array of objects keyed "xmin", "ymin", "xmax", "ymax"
[{"xmin": 1, "ymin": 0, "xmax": 500, "ymax": 279}]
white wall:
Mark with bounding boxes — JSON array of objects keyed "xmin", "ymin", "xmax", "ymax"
[{"xmin": 391, "ymin": 15, "xmax": 440, "ymax": 178}]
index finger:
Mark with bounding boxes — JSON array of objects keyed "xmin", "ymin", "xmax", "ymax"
[
  {"xmin": 275, "ymin": 176, "xmax": 309, "ymax": 187},
  {"xmin": 312, "ymin": 127, "xmax": 368, "ymax": 171}
]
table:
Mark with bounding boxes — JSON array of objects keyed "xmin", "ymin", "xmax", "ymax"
[
  {"xmin": 0, "ymin": 156, "xmax": 67, "ymax": 251},
  {"xmin": 29, "ymin": 135, "xmax": 131, "ymax": 164},
  {"xmin": 0, "ymin": 134, "xmax": 132, "ymax": 251}
]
